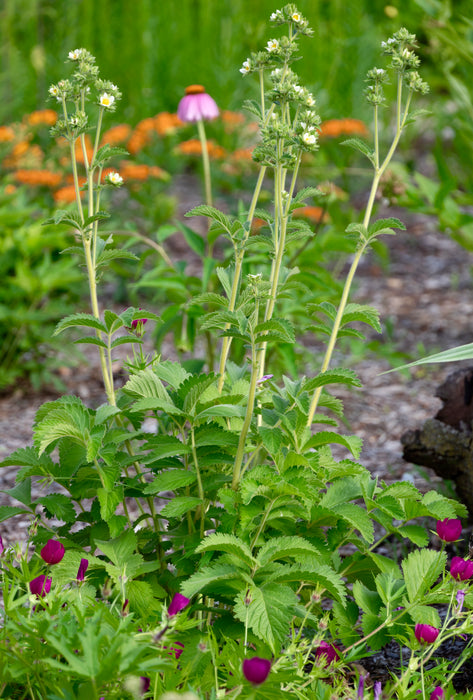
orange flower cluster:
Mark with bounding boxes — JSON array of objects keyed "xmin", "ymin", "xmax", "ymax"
[
  {"xmin": 221, "ymin": 110, "xmax": 246, "ymax": 130},
  {"xmin": 13, "ymin": 169, "xmax": 62, "ymax": 188},
  {"xmin": 126, "ymin": 113, "xmax": 184, "ymax": 154},
  {"xmin": 231, "ymin": 147, "xmax": 254, "ymax": 162},
  {"xmin": 292, "ymin": 206, "xmax": 330, "ymax": 224},
  {"xmin": 177, "ymin": 138, "xmax": 226, "ymax": 159},
  {"xmin": 100, "ymin": 124, "xmax": 132, "ymax": 146},
  {"xmin": 319, "ymin": 118, "xmax": 369, "ymax": 138},
  {"xmin": 119, "ymin": 162, "xmax": 169, "ymax": 181},
  {"xmin": 54, "ymin": 185, "xmax": 83, "ymax": 203},
  {"xmin": 0, "ymin": 125, "xmax": 15, "ymax": 142},
  {"xmin": 155, "ymin": 112, "xmax": 183, "ymax": 136},
  {"xmin": 26, "ymin": 110, "xmax": 58, "ymax": 127},
  {"xmin": 3, "ymin": 141, "xmax": 43, "ymax": 168}
]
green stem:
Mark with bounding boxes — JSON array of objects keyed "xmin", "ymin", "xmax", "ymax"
[
  {"xmin": 232, "ymin": 334, "xmax": 259, "ymax": 490},
  {"xmin": 197, "ymin": 118, "xmax": 212, "ymax": 207},
  {"xmin": 258, "ymin": 152, "xmax": 301, "ymax": 379},
  {"xmin": 217, "ymin": 165, "xmax": 266, "ymax": 391},
  {"xmin": 307, "ymin": 82, "xmax": 412, "ymax": 426},
  {"xmin": 190, "ymin": 426, "xmax": 206, "ymax": 537}
]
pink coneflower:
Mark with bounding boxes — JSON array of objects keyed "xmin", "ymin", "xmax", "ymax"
[{"xmin": 177, "ymin": 85, "xmax": 219, "ymax": 123}]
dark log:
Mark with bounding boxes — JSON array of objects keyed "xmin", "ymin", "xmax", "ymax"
[{"xmin": 401, "ymin": 366, "xmax": 473, "ymax": 517}]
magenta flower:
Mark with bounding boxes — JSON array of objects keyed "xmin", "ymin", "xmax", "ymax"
[
  {"xmin": 76, "ymin": 558, "xmax": 89, "ymax": 581},
  {"xmin": 29, "ymin": 574, "xmax": 52, "ymax": 597},
  {"xmin": 430, "ymin": 688, "xmax": 444, "ymax": 700},
  {"xmin": 0, "ymin": 535, "xmax": 4, "ymax": 556},
  {"xmin": 436, "ymin": 518, "xmax": 462, "ymax": 542},
  {"xmin": 40, "ymin": 539, "xmax": 65, "ymax": 565},
  {"xmin": 450, "ymin": 556, "xmax": 473, "ymax": 581},
  {"xmin": 177, "ymin": 85, "xmax": 219, "ymax": 123},
  {"xmin": 167, "ymin": 593, "xmax": 190, "ymax": 617},
  {"xmin": 166, "ymin": 641, "xmax": 184, "ymax": 659},
  {"xmin": 415, "ymin": 623, "xmax": 439, "ymax": 644},
  {"xmin": 140, "ymin": 677, "xmax": 150, "ymax": 694},
  {"xmin": 313, "ymin": 641, "xmax": 341, "ymax": 666},
  {"xmin": 374, "ymin": 681, "xmax": 382, "ymax": 700},
  {"xmin": 242, "ymin": 657, "xmax": 271, "ymax": 685}
]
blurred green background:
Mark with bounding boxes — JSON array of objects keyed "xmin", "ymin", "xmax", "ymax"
[{"xmin": 1, "ymin": 0, "xmax": 471, "ymax": 125}]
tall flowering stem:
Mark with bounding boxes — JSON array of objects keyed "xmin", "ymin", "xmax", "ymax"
[
  {"xmin": 49, "ymin": 50, "xmax": 122, "ymax": 406},
  {"xmin": 307, "ymin": 29, "xmax": 428, "ymax": 426}
]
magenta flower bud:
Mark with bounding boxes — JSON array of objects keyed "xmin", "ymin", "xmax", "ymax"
[
  {"xmin": 415, "ymin": 623, "xmax": 439, "ymax": 644},
  {"xmin": 76, "ymin": 558, "xmax": 89, "ymax": 581},
  {"xmin": 167, "ymin": 593, "xmax": 190, "ymax": 617},
  {"xmin": 40, "ymin": 539, "xmax": 65, "ymax": 565},
  {"xmin": 450, "ymin": 556, "xmax": 473, "ymax": 581},
  {"xmin": 131, "ymin": 309, "xmax": 148, "ymax": 330},
  {"xmin": 313, "ymin": 641, "xmax": 341, "ymax": 666},
  {"xmin": 242, "ymin": 657, "xmax": 271, "ymax": 685},
  {"xmin": 29, "ymin": 574, "xmax": 52, "ymax": 597},
  {"xmin": 430, "ymin": 688, "xmax": 445, "ymax": 700},
  {"xmin": 436, "ymin": 518, "xmax": 462, "ymax": 542},
  {"xmin": 0, "ymin": 535, "xmax": 4, "ymax": 556},
  {"xmin": 374, "ymin": 681, "xmax": 382, "ymax": 700},
  {"xmin": 140, "ymin": 677, "xmax": 150, "ymax": 694},
  {"xmin": 121, "ymin": 599, "xmax": 129, "ymax": 617},
  {"xmin": 357, "ymin": 674, "xmax": 368, "ymax": 699},
  {"xmin": 177, "ymin": 85, "xmax": 219, "ymax": 123}
]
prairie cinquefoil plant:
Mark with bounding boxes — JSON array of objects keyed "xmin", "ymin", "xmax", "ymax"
[{"xmin": 1, "ymin": 7, "xmax": 471, "ymax": 700}]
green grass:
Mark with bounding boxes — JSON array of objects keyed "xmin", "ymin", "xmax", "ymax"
[{"xmin": 0, "ymin": 0, "xmax": 446, "ymax": 125}]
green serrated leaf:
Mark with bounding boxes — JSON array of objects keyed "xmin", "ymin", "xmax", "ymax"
[
  {"xmin": 144, "ymin": 469, "xmax": 196, "ymax": 494},
  {"xmin": 303, "ymin": 432, "xmax": 362, "ymax": 458},
  {"xmin": 54, "ymin": 313, "xmax": 107, "ymax": 336},
  {"xmin": 196, "ymin": 533, "xmax": 256, "ymax": 568},
  {"xmin": 160, "ymin": 496, "xmax": 202, "ymax": 518},
  {"xmin": 37, "ymin": 494, "xmax": 76, "ymax": 522},
  {"xmin": 123, "ymin": 368, "xmax": 170, "ymax": 401},
  {"xmin": 181, "ymin": 562, "xmax": 247, "ymax": 598},
  {"xmin": 257, "ymin": 536, "xmax": 322, "ymax": 567},
  {"xmin": 402, "ymin": 548, "xmax": 447, "ymax": 604},
  {"xmin": 234, "ymin": 583, "xmax": 297, "ymax": 653},
  {"xmin": 342, "ymin": 137, "xmax": 375, "ymax": 165},
  {"xmin": 303, "ymin": 368, "xmax": 362, "ymax": 392},
  {"xmin": 0, "ymin": 505, "xmax": 31, "ymax": 522},
  {"xmin": 337, "ymin": 503, "xmax": 374, "ymax": 543}
]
